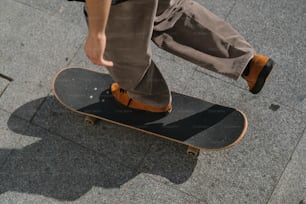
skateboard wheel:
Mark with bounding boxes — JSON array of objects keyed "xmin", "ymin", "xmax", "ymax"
[
  {"xmin": 186, "ymin": 146, "xmax": 200, "ymax": 157},
  {"xmin": 84, "ymin": 116, "xmax": 97, "ymax": 125}
]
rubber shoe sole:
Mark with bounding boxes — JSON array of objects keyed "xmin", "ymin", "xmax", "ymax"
[
  {"xmin": 250, "ymin": 59, "xmax": 275, "ymax": 94},
  {"xmin": 111, "ymin": 83, "xmax": 172, "ymax": 113}
]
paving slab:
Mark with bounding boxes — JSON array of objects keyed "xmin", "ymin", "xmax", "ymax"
[
  {"xmin": 0, "ymin": 0, "xmax": 305, "ymax": 203},
  {"xmin": 187, "ymin": 70, "xmax": 305, "ymax": 154},
  {"xmin": 197, "ymin": 0, "xmax": 236, "ymax": 18},
  {"xmin": 137, "ymin": 70, "xmax": 305, "ymax": 203},
  {"xmin": 12, "ymin": 0, "xmax": 234, "ymax": 28},
  {"xmin": 68, "ymin": 46, "xmax": 114, "ymax": 73},
  {"xmin": 139, "ymin": 139, "xmax": 199, "ymax": 183},
  {"xmin": 0, "ymin": 78, "xmax": 9, "ymax": 98},
  {"xmin": 0, "ymin": 192, "xmax": 58, "ymax": 204},
  {"xmin": 187, "ymin": 70, "xmax": 305, "ymax": 136},
  {"xmin": 151, "ymin": 44, "xmax": 197, "ymax": 93},
  {"xmin": 194, "ymin": 0, "xmax": 306, "ymax": 113},
  {"xmin": 140, "ymin": 127, "xmax": 304, "ymax": 203},
  {"xmin": 118, "ymin": 174, "xmax": 204, "ymax": 204},
  {"xmin": 0, "ymin": 122, "xmax": 136, "ymax": 203},
  {"xmin": 229, "ymin": 0, "xmax": 305, "ymax": 112},
  {"xmin": 0, "ymin": 110, "xmax": 29, "ymax": 167},
  {"xmin": 0, "ymin": 110, "xmax": 35, "ymax": 150},
  {"xmin": 0, "ymin": 81, "xmax": 49, "ymax": 121},
  {"xmin": 0, "ymin": 0, "xmax": 85, "ymax": 119},
  {"xmin": 1, "ymin": 189, "xmax": 120, "ymax": 204},
  {"xmin": 30, "ymin": 95, "xmax": 157, "ymax": 168},
  {"xmin": 0, "ymin": 0, "xmax": 84, "ymax": 80},
  {"xmin": 13, "ymin": 0, "xmax": 86, "ymax": 26},
  {"xmin": 268, "ymin": 128, "xmax": 306, "ymax": 204}
]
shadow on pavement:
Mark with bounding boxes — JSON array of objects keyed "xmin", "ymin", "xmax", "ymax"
[{"xmin": 1, "ymin": 96, "xmax": 197, "ymax": 201}]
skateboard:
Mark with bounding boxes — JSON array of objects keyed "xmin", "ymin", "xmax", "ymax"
[{"xmin": 52, "ymin": 67, "xmax": 247, "ymax": 156}]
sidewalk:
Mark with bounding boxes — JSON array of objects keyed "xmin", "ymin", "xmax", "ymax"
[{"xmin": 0, "ymin": 0, "xmax": 305, "ymax": 203}]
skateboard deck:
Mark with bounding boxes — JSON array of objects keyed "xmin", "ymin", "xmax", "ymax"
[{"xmin": 52, "ymin": 67, "xmax": 247, "ymax": 156}]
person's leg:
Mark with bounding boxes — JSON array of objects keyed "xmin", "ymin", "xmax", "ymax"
[
  {"xmin": 153, "ymin": 0, "xmax": 274, "ymax": 93},
  {"xmin": 84, "ymin": 0, "xmax": 172, "ymax": 111}
]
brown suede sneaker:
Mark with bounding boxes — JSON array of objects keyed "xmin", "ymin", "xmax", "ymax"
[
  {"xmin": 111, "ymin": 83, "xmax": 172, "ymax": 113},
  {"xmin": 242, "ymin": 54, "xmax": 275, "ymax": 94}
]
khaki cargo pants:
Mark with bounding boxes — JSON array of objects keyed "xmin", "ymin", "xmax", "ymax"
[{"xmin": 92, "ymin": 0, "xmax": 256, "ymax": 107}]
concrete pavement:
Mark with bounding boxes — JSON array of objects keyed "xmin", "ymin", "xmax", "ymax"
[{"xmin": 0, "ymin": 0, "xmax": 305, "ymax": 203}]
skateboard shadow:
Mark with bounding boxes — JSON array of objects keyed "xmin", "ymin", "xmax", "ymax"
[{"xmin": 1, "ymin": 96, "xmax": 198, "ymax": 201}]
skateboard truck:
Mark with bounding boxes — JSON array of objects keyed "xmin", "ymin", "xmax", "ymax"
[
  {"xmin": 187, "ymin": 146, "xmax": 200, "ymax": 157},
  {"xmin": 84, "ymin": 115, "xmax": 97, "ymax": 125}
]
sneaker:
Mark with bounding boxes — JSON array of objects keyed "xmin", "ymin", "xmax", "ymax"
[
  {"xmin": 111, "ymin": 83, "xmax": 172, "ymax": 113},
  {"xmin": 242, "ymin": 54, "xmax": 275, "ymax": 94}
]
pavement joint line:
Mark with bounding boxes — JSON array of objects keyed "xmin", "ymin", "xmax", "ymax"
[
  {"xmin": 224, "ymin": 0, "xmax": 238, "ymax": 21},
  {"xmin": 144, "ymin": 172, "xmax": 207, "ymax": 203},
  {"xmin": 28, "ymin": 93, "xmax": 50, "ymax": 124},
  {"xmin": 182, "ymin": 67, "xmax": 197, "ymax": 93},
  {"xmin": 29, "ymin": 118, "xmax": 136, "ymax": 170},
  {"xmin": 113, "ymin": 139, "xmax": 158, "ymax": 204},
  {"xmin": 260, "ymin": 99, "xmax": 306, "ymax": 118},
  {"xmin": 4, "ymin": 103, "xmax": 200, "ymax": 203},
  {"xmin": 0, "ymin": 83, "xmax": 10, "ymax": 99},
  {"xmin": 0, "ymin": 107, "xmax": 133, "ymax": 170},
  {"xmin": 0, "ymin": 107, "xmax": 11, "ymax": 115},
  {"xmin": 0, "ymin": 81, "xmax": 302, "ymax": 169},
  {"xmin": 1, "ymin": 88, "xmax": 138, "ymax": 170},
  {"xmin": 193, "ymin": 68, "xmax": 245, "ymax": 90},
  {"xmin": 11, "ymin": 0, "xmax": 86, "ymax": 29},
  {"xmin": 1, "ymin": 1, "xmax": 304, "ymax": 202},
  {"xmin": 193, "ymin": 68, "xmax": 306, "ymax": 115},
  {"xmin": 11, "ymin": 0, "xmax": 50, "ymax": 14},
  {"xmin": 163, "ymin": 57, "xmax": 302, "ymax": 116},
  {"xmin": 133, "ymin": 142, "xmax": 155, "ymax": 173},
  {"xmin": 0, "ymin": 73, "xmax": 13, "ymax": 82},
  {"xmin": 66, "ymin": 43, "xmax": 85, "ymax": 67},
  {"xmin": 115, "ymin": 175, "xmax": 138, "ymax": 204},
  {"xmin": 0, "ymin": 74, "xmax": 12, "ymax": 99},
  {"xmin": 0, "ymin": 150, "xmax": 14, "ymax": 173},
  {"xmin": 266, "ymin": 125, "xmax": 306, "ymax": 204},
  {"xmin": 27, "ymin": 111, "xmax": 174, "ymax": 204},
  {"xmin": 27, "ymin": 91, "xmax": 157, "ymax": 169}
]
